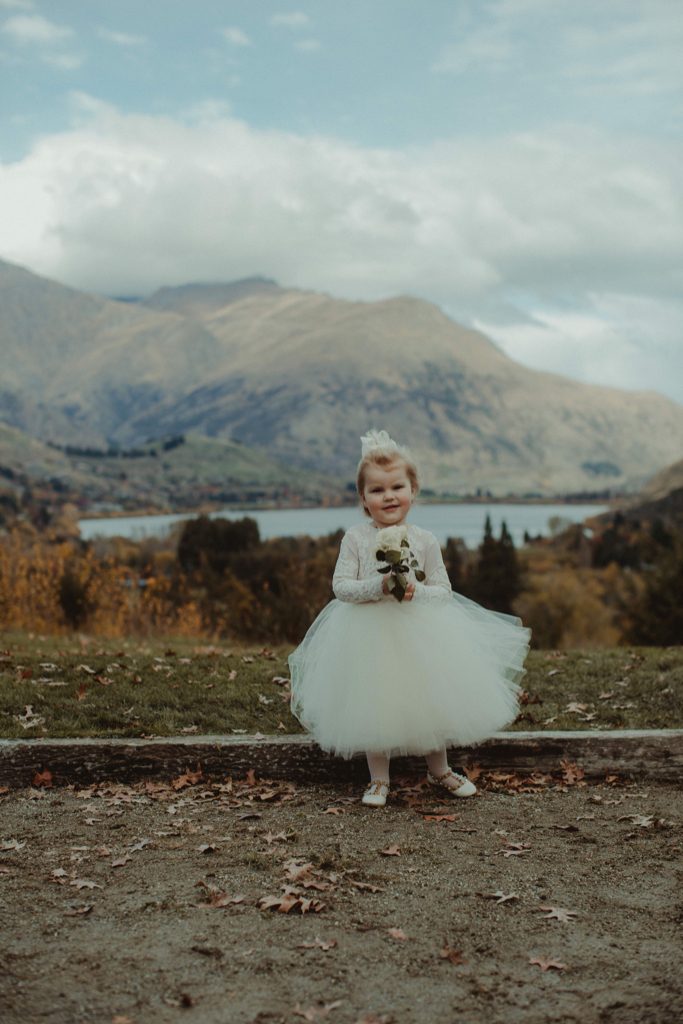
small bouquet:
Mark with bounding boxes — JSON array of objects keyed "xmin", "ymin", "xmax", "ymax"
[{"xmin": 375, "ymin": 525, "xmax": 425, "ymax": 602}]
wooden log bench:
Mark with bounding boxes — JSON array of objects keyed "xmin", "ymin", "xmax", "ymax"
[{"xmin": 1, "ymin": 729, "xmax": 682, "ymax": 788}]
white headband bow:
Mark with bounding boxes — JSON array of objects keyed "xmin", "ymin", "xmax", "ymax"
[{"xmin": 360, "ymin": 429, "xmax": 400, "ymax": 457}]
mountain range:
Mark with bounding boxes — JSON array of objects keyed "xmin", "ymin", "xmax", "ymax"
[{"xmin": 1, "ymin": 257, "xmax": 682, "ymax": 497}]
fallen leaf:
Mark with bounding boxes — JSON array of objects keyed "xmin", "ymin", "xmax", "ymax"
[
  {"xmin": 258, "ymin": 888, "xmax": 325, "ymax": 914},
  {"xmin": 423, "ymin": 814, "xmax": 458, "ymax": 823},
  {"xmin": 111, "ymin": 855, "xmax": 132, "ymax": 868},
  {"xmin": 69, "ymin": 878, "xmax": 103, "ymax": 890},
  {"xmin": 539, "ymin": 906, "xmax": 578, "ymax": 923},
  {"xmin": 380, "ymin": 845, "xmax": 401, "ymax": 857},
  {"xmin": 529, "ymin": 956, "xmax": 566, "ymax": 971},
  {"xmin": 297, "ymin": 937, "xmax": 337, "ymax": 951},
  {"xmin": 1, "ymin": 838, "xmax": 26, "ymax": 852},
  {"xmin": 129, "ymin": 838, "xmax": 152, "ymax": 852},
  {"xmin": 498, "ymin": 841, "xmax": 531, "ymax": 858},
  {"xmin": 387, "ymin": 927, "xmax": 408, "ymax": 941},
  {"xmin": 477, "ymin": 891, "xmax": 519, "ymax": 905},
  {"xmin": 617, "ymin": 814, "xmax": 654, "ymax": 828},
  {"xmin": 347, "ymin": 879, "xmax": 384, "ymax": 893},
  {"xmin": 14, "ymin": 705, "xmax": 45, "ymax": 729},
  {"xmin": 560, "ymin": 760, "xmax": 585, "ymax": 785},
  {"xmin": 198, "ymin": 843, "xmax": 219, "ymax": 854},
  {"xmin": 64, "ymin": 903, "xmax": 94, "ymax": 916},
  {"xmin": 196, "ymin": 882, "xmax": 246, "ymax": 908},
  {"xmin": 293, "ymin": 1001, "xmax": 343, "ymax": 1021},
  {"xmin": 440, "ymin": 943, "xmax": 466, "ymax": 965},
  {"xmin": 171, "ymin": 768, "xmax": 203, "ymax": 790},
  {"xmin": 32, "ymin": 769, "xmax": 53, "ymax": 788}
]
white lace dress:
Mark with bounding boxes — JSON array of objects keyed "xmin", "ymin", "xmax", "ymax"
[{"xmin": 288, "ymin": 520, "xmax": 530, "ymax": 759}]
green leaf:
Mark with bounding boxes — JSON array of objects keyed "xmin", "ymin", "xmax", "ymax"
[
  {"xmin": 414, "ymin": 570, "xmax": 426, "ymax": 582},
  {"xmin": 400, "ymin": 539, "xmax": 409, "ymax": 548},
  {"xmin": 376, "ymin": 550, "xmax": 387, "ymax": 560},
  {"xmin": 378, "ymin": 565, "xmax": 392, "ymax": 574}
]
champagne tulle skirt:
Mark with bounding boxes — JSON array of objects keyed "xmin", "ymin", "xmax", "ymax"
[{"xmin": 288, "ymin": 593, "xmax": 530, "ymax": 759}]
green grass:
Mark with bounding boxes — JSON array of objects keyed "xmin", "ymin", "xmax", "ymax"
[{"xmin": 0, "ymin": 633, "xmax": 681, "ymax": 739}]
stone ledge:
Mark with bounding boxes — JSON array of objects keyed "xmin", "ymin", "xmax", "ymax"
[{"xmin": 1, "ymin": 729, "xmax": 682, "ymax": 788}]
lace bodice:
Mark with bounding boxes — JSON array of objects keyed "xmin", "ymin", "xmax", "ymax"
[{"xmin": 332, "ymin": 521, "xmax": 452, "ymax": 605}]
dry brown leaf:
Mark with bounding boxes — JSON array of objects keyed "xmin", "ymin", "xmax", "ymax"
[
  {"xmin": 32, "ymin": 769, "xmax": 53, "ymax": 788},
  {"xmin": 423, "ymin": 813, "xmax": 458, "ymax": 823},
  {"xmin": 498, "ymin": 841, "xmax": 531, "ymax": 858},
  {"xmin": 440, "ymin": 943, "xmax": 466, "ymax": 965},
  {"xmin": 387, "ymin": 927, "xmax": 408, "ymax": 941},
  {"xmin": 380, "ymin": 844, "xmax": 401, "ymax": 857},
  {"xmin": 529, "ymin": 956, "xmax": 567, "ymax": 971},
  {"xmin": 560, "ymin": 760, "xmax": 585, "ymax": 785},
  {"xmin": 171, "ymin": 768, "xmax": 203, "ymax": 790},
  {"xmin": 69, "ymin": 878, "xmax": 103, "ymax": 890}
]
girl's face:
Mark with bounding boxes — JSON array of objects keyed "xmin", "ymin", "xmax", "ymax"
[{"xmin": 362, "ymin": 461, "xmax": 414, "ymax": 527}]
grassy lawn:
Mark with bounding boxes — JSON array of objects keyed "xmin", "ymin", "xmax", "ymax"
[{"xmin": 0, "ymin": 632, "xmax": 681, "ymax": 739}]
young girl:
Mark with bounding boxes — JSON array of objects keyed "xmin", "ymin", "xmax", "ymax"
[{"xmin": 289, "ymin": 429, "xmax": 531, "ymax": 807}]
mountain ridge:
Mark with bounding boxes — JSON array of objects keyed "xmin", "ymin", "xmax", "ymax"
[{"xmin": 1, "ymin": 257, "xmax": 681, "ymax": 496}]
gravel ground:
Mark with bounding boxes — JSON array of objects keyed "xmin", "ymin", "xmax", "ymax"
[{"xmin": 1, "ymin": 769, "xmax": 682, "ymax": 1024}]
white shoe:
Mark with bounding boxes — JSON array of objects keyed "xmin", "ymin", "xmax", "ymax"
[
  {"xmin": 427, "ymin": 767, "xmax": 477, "ymax": 798},
  {"xmin": 362, "ymin": 778, "xmax": 390, "ymax": 807}
]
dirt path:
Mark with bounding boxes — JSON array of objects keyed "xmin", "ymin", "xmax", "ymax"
[{"xmin": 1, "ymin": 770, "xmax": 682, "ymax": 1024}]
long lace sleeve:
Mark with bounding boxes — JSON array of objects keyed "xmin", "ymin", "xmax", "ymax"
[
  {"xmin": 412, "ymin": 534, "xmax": 452, "ymax": 604},
  {"xmin": 332, "ymin": 531, "xmax": 385, "ymax": 603}
]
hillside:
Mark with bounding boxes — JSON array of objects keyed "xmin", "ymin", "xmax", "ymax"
[
  {"xmin": 2, "ymin": 258, "xmax": 683, "ymax": 496},
  {"xmin": 0, "ymin": 425, "xmax": 335, "ymax": 514}
]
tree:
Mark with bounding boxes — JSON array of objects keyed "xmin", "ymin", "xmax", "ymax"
[
  {"xmin": 468, "ymin": 516, "xmax": 522, "ymax": 614},
  {"xmin": 626, "ymin": 539, "xmax": 683, "ymax": 645}
]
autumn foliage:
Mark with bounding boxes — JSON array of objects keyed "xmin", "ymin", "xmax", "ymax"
[{"xmin": 0, "ymin": 508, "xmax": 680, "ymax": 646}]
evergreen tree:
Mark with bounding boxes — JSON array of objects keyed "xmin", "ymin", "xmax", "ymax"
[
  {"xmin": 443, "ymin": 536, "xmax": 466, "ymax": 592},
  {"xmin": 468, "ymin": 516, "xmax": 522, "ymax": 614},
  {"xmin": 627, "ymin": 539, "xmax": 683, "ymax": 645}
]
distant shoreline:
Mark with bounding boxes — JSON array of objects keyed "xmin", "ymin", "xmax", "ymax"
[{"xmin": 80, "ymin": 494, "xmax": 617, "ymax": 521}]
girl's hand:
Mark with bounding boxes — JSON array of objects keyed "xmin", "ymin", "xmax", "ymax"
[{"xmin": 382, "ymin": 579, "xmax": 415, "ymax": 600}]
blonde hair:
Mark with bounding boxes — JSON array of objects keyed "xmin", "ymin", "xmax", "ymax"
[{"xmin": 356, "ymin": 446, "xmax": 420, "ymax": 516}]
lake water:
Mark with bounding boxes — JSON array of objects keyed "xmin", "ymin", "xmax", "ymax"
[{"xmin": 79, "ymin": 502, "xmax": 608, "ymax": 548}]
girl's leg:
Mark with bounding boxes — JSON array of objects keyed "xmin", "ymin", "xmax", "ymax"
[
  {"xmin": 366, "ymin": 751, "xmax": 390, "ymax": 782},
  {"xmin": 424, "ymin": 748, "xmax": 477, "ymax": 797},
  {"xmin": 424, "ymin": 748, "xmax": 449, "ymax": 777},
  {"xmin": 362, "ymin": 751, "xmax": 391, "ymax": 806}
]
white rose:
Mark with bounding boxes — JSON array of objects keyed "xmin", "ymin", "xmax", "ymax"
[{"xmin": 376, "ymin": 525, "xmax": 408, "ymax": 552}]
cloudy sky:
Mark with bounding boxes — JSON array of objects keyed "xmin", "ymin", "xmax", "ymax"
[{"xmin": 1, "ymin": 0, "xmax": 682, "ymax": 404}]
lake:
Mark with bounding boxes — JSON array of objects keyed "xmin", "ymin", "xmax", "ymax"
[{"xmin": 79, "ymin": 502, "xmax": 608, "ymax": 548}]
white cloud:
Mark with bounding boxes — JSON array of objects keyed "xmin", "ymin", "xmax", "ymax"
[
  {"xmin": 221, "ymin": 26, "xmax": 251, "ymax": 47},
  {"xmin": 0, "ymin": 0, "xmax": 34, "ymax": 9},
  {"xmin": 270, "ymin": 12, "xmax": 310, "ymax": 30},
  {"xmin": 434, "ymin": 0, "xmax": 683, "ymax": 98},
  {"xmin": 98, "ymin": 29, "xmax": 146, "ymax": 48},
  {"xmin": 476, "ymin": 295, "xmax": 683, "ymax": 399},
  {"xmin": 2, "ymin": 12, "xmax": 72, "ymax": 44},
  {"xmin": 0, "ymin": 101, "xmax": 681, "ymax": 402}
]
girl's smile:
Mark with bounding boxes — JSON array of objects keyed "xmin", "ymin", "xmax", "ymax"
[{"xmin": 362, "ymin": 462, "xmax": 414, "ymax": 527}]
